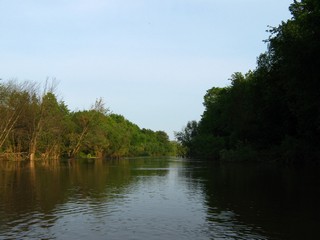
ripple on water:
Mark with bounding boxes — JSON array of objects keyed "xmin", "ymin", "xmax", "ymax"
[
  {"xmin": 0, "ymin": 158, "xmax": 278, "ymax": 240},
  {"xmin": 1, "ymin": 211, "xmax": 58, "ymax": 240}
]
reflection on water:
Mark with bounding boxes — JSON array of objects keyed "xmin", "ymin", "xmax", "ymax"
[{"xmin": 0, "ymin": 158, "xmax": 319, "ymax": 239}]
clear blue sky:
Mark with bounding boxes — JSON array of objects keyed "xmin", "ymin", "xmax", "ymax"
[{"xmin": 1, "ymin": 0, "xmax": 293, "ymax": 139}]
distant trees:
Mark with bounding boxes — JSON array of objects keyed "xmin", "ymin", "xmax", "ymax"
[
  {"xmin": 0, "ymin": 80, "xmax": 175, "ymax": 161},
  {"xmin": 176, "ymin": 0, "xmax": 320, "ymax": 162}
]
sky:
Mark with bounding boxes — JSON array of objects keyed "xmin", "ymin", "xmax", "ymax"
[{"xmin": 0, "ymin": 0, "xmax": 293, "ymax": 139}]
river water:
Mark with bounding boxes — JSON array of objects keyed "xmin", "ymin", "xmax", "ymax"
[{"xmin": 0, "ymin": 157, "xmax": 319, "ymax": 239}]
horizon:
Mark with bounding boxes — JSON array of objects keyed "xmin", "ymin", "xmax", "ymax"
[{"xmin": 0, "ymin": 0, "xmax": 293, "ymax": 139}]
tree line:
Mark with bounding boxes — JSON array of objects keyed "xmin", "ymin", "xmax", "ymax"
[
  {"xmin": 0, "ymin": 80, "xmax": 175, "ymax": 161},
  {"xmin": 176, "ymin": 0, "xmax": 320, "ymax": 162}
]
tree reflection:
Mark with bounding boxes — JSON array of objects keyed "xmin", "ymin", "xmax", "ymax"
[
  {"xmin": 183, "ymin": 160, "xmax": 320, "ymax": 239},
  {"xmin": 0, "ymin": 158, "xmax": 170, "ymax": 236}
]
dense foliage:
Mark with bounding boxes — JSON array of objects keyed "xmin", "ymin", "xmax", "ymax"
[
  {"xmin": 0, "ymin": 81, "xmax": 175, "ymax": 160},
  {"xmin": 176, "ymin": 0, "xmax": 320, "ymax": 162}
]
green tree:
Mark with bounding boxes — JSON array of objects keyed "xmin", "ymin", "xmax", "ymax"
[
  {"xmin": 37, "ymin": 93, "xmax": 70, "ymax": 160},
  {"xmin": 266, "ymin": 0, "xmax": 320, "ymax": 158},
  {"xmin": 177, "ymin": 0, "xmax": 320, "ymax": 161},
  {"xmin": 175, "ymin": 121, "xmax": 199, "ymax": 157}
]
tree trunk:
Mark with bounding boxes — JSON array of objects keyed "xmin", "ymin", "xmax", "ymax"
[
  {"xmin": 29, "ymin": 137, "xmax": 37, "ymax": 161},
  {"xmin": 70, "ymin": 125, "xmax": 89, "ymax": 158},
  {"xmin": 0, "ymin": 109, "xmax": 22, "ymax": 149}
]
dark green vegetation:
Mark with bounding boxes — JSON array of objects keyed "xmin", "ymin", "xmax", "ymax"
[
  {"xmin": 0, "ymin": 81, "xmax": 175, "ymax": 161},
  {"xmin": 176, "ymin": 0, "xmax": 320, "ymax": 162}
]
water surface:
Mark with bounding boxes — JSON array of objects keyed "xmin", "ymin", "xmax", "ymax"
[{"xmin": 0, "ymin": 158, "xmax": 319, "ymax": 239}]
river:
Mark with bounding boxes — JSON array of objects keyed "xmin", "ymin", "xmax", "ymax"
[{"xmin": 0, "ymin": 157, "xmax": 319, "ymax": 239}]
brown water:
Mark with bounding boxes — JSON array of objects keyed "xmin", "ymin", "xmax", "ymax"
[{"xmin": 0, "ymin": 157, "xmax": 319, "ymax": 239}]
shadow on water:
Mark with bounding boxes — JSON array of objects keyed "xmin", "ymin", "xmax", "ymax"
[
  {"xmin": 184, "ymin": 160, "xmax": 320, "ymax": 239},
  {"xmin": 0, "ymin": 158, "xmax": 319, "ymax": 239}
]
